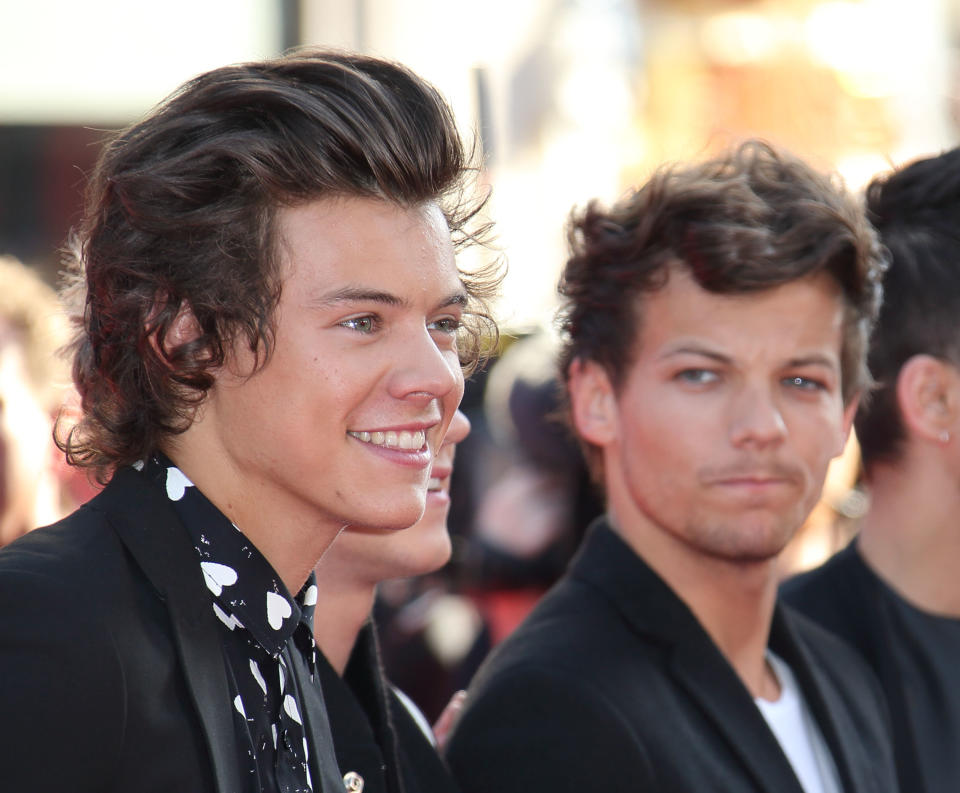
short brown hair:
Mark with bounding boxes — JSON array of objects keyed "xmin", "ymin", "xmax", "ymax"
[
  {"xmin": 855, "ymin": 146, "xmax": 960, "ymax": 470},
  {"xmin": 59, "ymin": 49, "xmax": 499, "ymax": 482},
  {"xmin": 558, "ymin": 140, "xmax": 887, "ymax": 471}
]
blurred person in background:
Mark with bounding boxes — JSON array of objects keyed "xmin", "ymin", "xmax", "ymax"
[
  {"xmin": 0, "ymin": 49, "xmax": 497, "ymax": 792},
  {"xmin": 0, "ymin": 254, "xmax": 74, "ymax": 546},
  {"xmin": 446, "ymin": 141, "xmax": 898, "ymax": 793},
  {"xmin": 783, "ymin": 146, "xmax": 960, "ymax": 793},
  {"xmin": 374, "ymin": 333, "xmax": 603, "ymax": 723},
  {"xmin": 312, "ymin": 409, "xmax": 470, "ymax": 793}
]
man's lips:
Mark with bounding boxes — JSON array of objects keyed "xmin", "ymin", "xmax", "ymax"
[
  {"xmin": 427, "ymin": 463, "xmax": 454, "ymax": 492},
  {"xmin": 711, "ymin": 477, "xmax": 793, "ymax": 490},
  {"xmin": 701, "ymin": 461, "xmax": 802, "ymax": 487}
]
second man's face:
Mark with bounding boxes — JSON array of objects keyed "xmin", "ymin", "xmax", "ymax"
[
  {"xmin": 201, "ymin": 196, "xmax": 466, "ymax": 538},
  {"xmin": 572, "ymin": 264, "xmax": 857, "ymax": 565}
]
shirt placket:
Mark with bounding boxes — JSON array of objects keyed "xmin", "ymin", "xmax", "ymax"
[{"xmin": 274, "ymin": 651, "xmax": 313, "ymax": 793}]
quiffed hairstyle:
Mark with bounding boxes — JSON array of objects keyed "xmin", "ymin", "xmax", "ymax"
[
  {"xmin": 854, "ymin": 147, "xmax": 960, "ymax": 470},
  {"xmin": 557, "ymin": 141, "xmax": 887, "ymax": 470},
  {"xmin": 59, "ymin": 49, "xmax": 498, "ymax": 481}
]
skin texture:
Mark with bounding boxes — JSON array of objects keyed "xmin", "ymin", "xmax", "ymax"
[
  {"xmin": 313, "ymin": 409, "xmax": 471, "ymax": 675},
  {"xmin": 569, "ymin": 265, "xmax": 857, "ymax": 698},
  {"xmin": 167, "ymin": 197, "xmax": 466, "ymax": 594}
]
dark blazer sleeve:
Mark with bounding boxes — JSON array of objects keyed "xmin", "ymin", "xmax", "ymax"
[
  {"xmin": 445, "ymin": 664, "xmax": 655, "ymax": 793},
  {"xmin": 0, "ymin": 563, "xmax": 125, "ymax": 789}
]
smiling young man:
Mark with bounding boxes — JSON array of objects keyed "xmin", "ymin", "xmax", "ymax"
[
  {"xmin": 0, "ymin": 50, "xmax": 496, "ymax": 792},
  {"xmin": 446, "ymin": 142, "xmax": 898, "ymax": 793}
]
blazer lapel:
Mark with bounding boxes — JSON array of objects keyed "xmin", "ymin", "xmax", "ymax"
[
  {"xmin": 290, "ymin": 643, "xmax": 352, "ymax": 793},
  {"xmin": 572, "ymin": 519, "xmax": 805, "ymax": 793},
  {"xmin": 770, "ymin": 607, "xmax": 871, "ymax": 793},
  {"xmin": 102, "ymin": 468, "xmax": 244, "ymax": 793},
  {"xmin": 669, "ymin": 641, "xmax": 806, "ymax": 793}
]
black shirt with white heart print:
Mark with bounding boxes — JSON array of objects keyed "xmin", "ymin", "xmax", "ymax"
[{"xmin": 143, "ymin": 453, "xmax": 320, "ymax": 793}]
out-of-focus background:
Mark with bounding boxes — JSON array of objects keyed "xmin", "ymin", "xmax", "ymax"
[
  {"xmin": 2, "ymin": 0, "xmax": 958, "ymax": 719},
  {"xmin": 3, "ymin": 0, "xmax": 957, "ymax": 320}
]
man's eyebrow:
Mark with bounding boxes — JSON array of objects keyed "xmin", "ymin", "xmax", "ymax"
[
  {"xmin": 786, "ymin": 354, "xmax": 838, "ymax": 370},
  {"xmin": 660, "ymin": 345, "xmax": 731, "ymax": 364},
  {"xmin": 311, "ymin": 287, "xmax": 406, "ymax": 308},
  {"xmin": 310, "ymin": 287, "xmax": 469, "ymax": 310},
  {"xmin": 441, "ymin": 290, "xmax": 469, "ymax": 309},
  {"xmin": 661, "ymin": 345, "xmax": 839, "ymax": 370}
]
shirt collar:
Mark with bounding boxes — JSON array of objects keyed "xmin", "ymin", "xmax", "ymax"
[{"xmin": 142, "ymin": 452, "xmax": 317, "ymax": 656}]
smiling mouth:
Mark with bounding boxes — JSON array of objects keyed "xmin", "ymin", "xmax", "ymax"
[{"xmin": 348, "ymin": 429, "xmax": 426, "ymax": 451}]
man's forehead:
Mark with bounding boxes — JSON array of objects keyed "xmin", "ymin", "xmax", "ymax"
[{"xmin": 630, "ymin": 268, "xmax": 846, "ymax": 363}]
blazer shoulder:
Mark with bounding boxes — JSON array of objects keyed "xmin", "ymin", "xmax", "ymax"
[
  {"xmin": 781, "ymin": 544, "xmax": 883, "ymax": 659},
  {"xmin": 447, "ymin": 659, "xmax": 655, "ymax": 793}
]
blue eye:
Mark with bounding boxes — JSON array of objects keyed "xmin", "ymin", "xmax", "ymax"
[
  {"xmin": 784, "ymin": 376, "xmax": 823, "ymax": 391},
  {"xmin": 340, "ymin": 316, "xmax": 378, "ymax": 333},
  {"xmin": 677, "ymin": 369, "xmax": 718, "ymax": 385}
]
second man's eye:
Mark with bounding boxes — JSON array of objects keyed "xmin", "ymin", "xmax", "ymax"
[
  {"xmin": 429, "ymin": 317, "xmax": 462, "ymax": 334},
  {"xmin": 783, "ymin": 375, "xmax": 825, "ymax": 391},
  {"xmin": 340, "ymin": 315, "xmax": 378, "ymax": 333}
]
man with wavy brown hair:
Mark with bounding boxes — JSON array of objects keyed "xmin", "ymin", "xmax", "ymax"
[
  {"xmin": 0, "ymin": 49, "xmax": 497, "ymax": 792},
  {"xmin": 447, "ymin": 142, "xmax": 897, "ymax": 793}
]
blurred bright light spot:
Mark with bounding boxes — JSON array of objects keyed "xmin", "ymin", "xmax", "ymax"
[
  {"xmin": 557, "ymin": 64, "xmax": 633, "ymax": 127},
  {"xmin": 700, "ymin": 13, "xmax": 782, "ymax": 65},
  {"xmin": 804, "ymin": 1, "xmax": 897, "ymax": 98},
  {"xmin": 0, "ymin": 0, "xmax": 280, "ymax": 123},
  {"xmin": 835, "ymin": 151, "xmax": 893, "ymax": 189}
]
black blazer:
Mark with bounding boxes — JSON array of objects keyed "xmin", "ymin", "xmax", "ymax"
[
  {"xmin": 445, "ymin": 519, "xmax": 898, "ymax": 793},
  {"xmin": 0, "ymin": 466, "xmax": 343, "ymax": 793}
]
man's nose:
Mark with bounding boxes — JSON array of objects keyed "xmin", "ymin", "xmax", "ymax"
[
  {"xmin": 728, "ymin": 383, "xmax": 788, "ymax": 448},
  {"xmin": 387, "ymin": 326, "xmax": 463, "ymax": 404}
]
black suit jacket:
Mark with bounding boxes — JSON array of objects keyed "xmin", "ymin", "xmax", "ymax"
[
  {"xmin": 0, "ymin": 467, "xmax": 343, "ymax": 793},
  {"xmin": 445, "ymin": 519, "xmax": 898, "ymax": 793}
]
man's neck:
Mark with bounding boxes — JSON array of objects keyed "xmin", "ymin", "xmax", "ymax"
[
  {"xmin": 162, "ymin": 443, "xmax": 344, "ymax": 596},
  {"xmin": 311, "ymin": 565, "xmax": 377, "ymax": 675},
  {"xmin": 858, "ymin": 453, "xmax": 960, "ymax": 617},
  {"xmin": 608, "ymin": 509, "xmax": 782, "ymax": 700}
]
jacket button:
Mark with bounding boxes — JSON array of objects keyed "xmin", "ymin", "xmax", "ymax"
[{"xmin": 343, "ymin": 771, "xmax": 364, "ymax": 792}]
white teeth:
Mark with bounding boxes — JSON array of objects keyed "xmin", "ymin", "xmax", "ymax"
[
  {"xmin": 427, "ymin": 477, "xmax": 442, "ymax": 491},
  {"xmin": 349, "ymin": 429, "xmax": 426, "ymax": 450}
]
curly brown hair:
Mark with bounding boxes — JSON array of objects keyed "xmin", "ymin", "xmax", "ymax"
[
  {"xmin": 557, "ymin": 140, "xmax": 888, "ymax": 473},
  {"xmin": 58, "ymin": 49, "xmax": 500, "ymax": 482}
]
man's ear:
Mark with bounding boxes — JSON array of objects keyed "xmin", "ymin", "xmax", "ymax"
[
  {"xmin": 567, "ymin": 358, "xmax": 618, "ymax": 447},
  {"xmin": 150, "ymin": 299, "xmax": 202, "ymax": 362},
  {"xmin": 896, "ymin": 354, "xmax": 959, "ymax": 444},
  {"xmin": 837, "ymin": 391, "xmax": 860, "ymax": 458}
]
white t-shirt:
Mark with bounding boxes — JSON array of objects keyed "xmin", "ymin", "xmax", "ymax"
[{"xmin": 754, "ymin": 651, "xmax": 842, "ymax": 793}]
